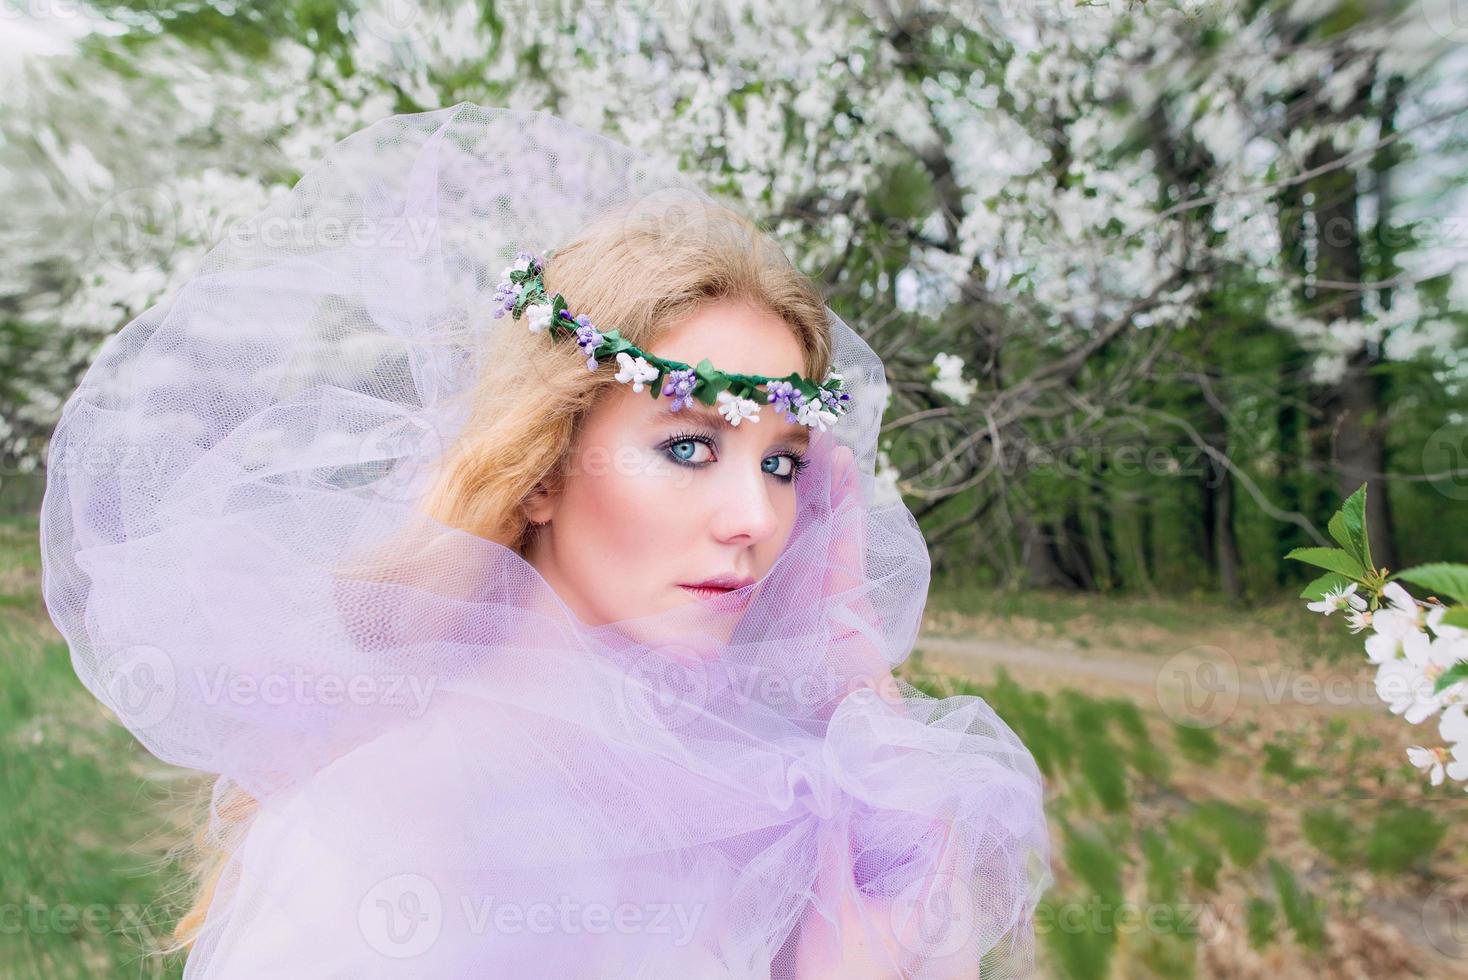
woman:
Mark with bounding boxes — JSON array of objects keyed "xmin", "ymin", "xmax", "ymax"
[{"xmin": 40, "ymin": 104, "xmax": 1051, "ymax": 978}]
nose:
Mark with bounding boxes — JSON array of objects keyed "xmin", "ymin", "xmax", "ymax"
[{"xmin": 708, "ymin": 458, "xmax": 782, "ymax": 546}]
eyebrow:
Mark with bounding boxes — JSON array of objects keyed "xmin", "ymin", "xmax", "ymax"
[{"xmin": 652, "ymin": 404, "xmax": 811, "ymax": 447}]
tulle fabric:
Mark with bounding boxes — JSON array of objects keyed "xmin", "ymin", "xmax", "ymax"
[{"xmin": 39, "ymin": 103, "xmax": 1052, "ymax": 977}]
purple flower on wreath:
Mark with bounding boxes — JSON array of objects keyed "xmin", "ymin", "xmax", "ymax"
[
  {"xmin": 766, "ymin": 380, "xmax": 806, "ymax": 423},
  {"xmin": 574, "ymin": 314, "xmax": 603, "ymax": 371},
  {"xmin": 819, "ymin": 388, "xmax": 851, "ymax": 414},
  {"xmin": 662, "ymin": 368, "xmax": 698, "ymax": 411},
  {"xmin": 491, "ymin": 251, "xmax": 539, "ymax": 319},
  {"xmin": 491, "ymin": 280, "xmax": 517, "ymax": 319}
]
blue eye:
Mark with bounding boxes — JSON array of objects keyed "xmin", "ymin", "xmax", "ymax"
[
  {"xmin": 666, "ymin": 437, "xmax": 714, "ymax": 464},
  {"xmin": 660, "ymin": 432, "xmax": 809, "ymax": 485},
  {"xmin": 766, "ymin": 453, "xmax": 811, "ymax": 484}
]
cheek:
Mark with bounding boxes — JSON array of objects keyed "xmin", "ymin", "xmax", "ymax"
[
  {"xmin": 770, "ymin": 493, "xmax": 800, "ymax": 553},
  {"xmin": 568, "ymin": 444, "xmax": 688, "ymax": 562}
]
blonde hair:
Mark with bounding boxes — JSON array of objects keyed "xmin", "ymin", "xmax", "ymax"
[{"xmin": 168, "ymin": 191, "xmax": 833, "ymax": 949}]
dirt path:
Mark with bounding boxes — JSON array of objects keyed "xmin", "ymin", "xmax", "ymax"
[{"xmin": 910, "ymin": 631, "xmax": 1385, "ymax": 718}]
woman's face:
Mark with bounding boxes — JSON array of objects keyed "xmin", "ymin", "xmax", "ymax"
[{"xmin": 523, "ymin": 298, "xmax": 813, "ymax": 630}]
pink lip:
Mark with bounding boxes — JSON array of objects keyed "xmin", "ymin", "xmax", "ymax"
[{"xmin": 679, "ymin": 575, "xmax": 757, "ymax": 593}]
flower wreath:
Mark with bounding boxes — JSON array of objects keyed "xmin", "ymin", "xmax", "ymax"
[{"xmin": 492, "ymin": 251, "xmax": 852, "ymax": 430}]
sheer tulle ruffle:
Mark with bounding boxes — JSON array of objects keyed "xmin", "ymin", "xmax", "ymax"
[{"xmin": 39, "ymin": 103, "xmax": 1052, "ymax": 978}]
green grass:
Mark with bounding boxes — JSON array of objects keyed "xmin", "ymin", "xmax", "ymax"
[
  {"xmin": 902, "ymin": 657, "xmax": 1462, "ymax": 976},
  {"xmin": 0, "ymin": 516, "xmax": 195, "ymax": 980},
  {"xmin": 2, "ymin": 515, "xmax": 1457, "ymax": 977}
]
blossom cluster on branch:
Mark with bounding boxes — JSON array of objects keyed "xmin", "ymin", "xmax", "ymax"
[{"xmin": 1292, "ymin": 484, "xmax": 1468, "ymax": 788}]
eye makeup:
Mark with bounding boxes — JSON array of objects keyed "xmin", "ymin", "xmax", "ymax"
[{"xmin": 656, "ymin": 427, "xmax": 811, "ymax": 484}]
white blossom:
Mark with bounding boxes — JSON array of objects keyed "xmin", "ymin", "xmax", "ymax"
[
  {"xmin": 931, "ymin": 352, "xmax": 977, "ymax": 406},
  {"xmin": 1365, "ymin": 605, "xmax": 1427, "ymax": 665},
  {"xmin": 1438, "ymin": 704, "xmax": 1468, "ymax": 787},
  {"xmin": 1306, "ymin": 582, "xmax": 1367, "ymax": 616},
  {"xmin": 1374, "ymin": 631, "xmax": 1468, "ymax": 724},
  {"xmin": 872, "ymin": 448, "xmax": 903, "ymax": 508},
  {"xmin": 1406, "ymin": 745, "xmax": 1448, "ymax": 786},
  {"xmin": 1429, "ymin": 604, "xmax": 1468, "ymax": 643}
]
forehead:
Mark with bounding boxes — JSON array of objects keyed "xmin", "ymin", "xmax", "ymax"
[
  {"xmin": 652, "ymin": 298, "xmax": 807, "ymax": 380},
  {"xmin": 637, "ymin": 297, "xmax": 813, "ymax": 442}
]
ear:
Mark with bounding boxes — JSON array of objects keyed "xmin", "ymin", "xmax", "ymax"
[{"xmin": 523, "ymin": 482, "xmax": 556, "ymax": 525}]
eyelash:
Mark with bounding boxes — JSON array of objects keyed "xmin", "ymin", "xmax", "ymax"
[{"xmin": 660, "ymin": 430, "xmax": 811, "ymax": 484}]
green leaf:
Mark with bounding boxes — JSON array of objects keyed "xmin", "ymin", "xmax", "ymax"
[
  {"xmin": 1285, "ymin": 547, "xmax": 1365, "ymax": 579},
  {"xmin": 1433, "ymin": 661, "xmax": 1468, "ymax": 695},
  {"xmin": 1391, "ymin": 563, "xmax": 1468, "ymax": 605},
  {"xmin": 1299, "ymin": 572, "xmax": 1355, "ymax": 602},
  {"xmin": 1439, "ymin": 608, "xmax": 1468, "ymax": 630},
  {"xmin": 1326, "ymin": 485, "xmax": 1370, "ymax": 569},
  {"xmin": 1337, "ymin": 483, "xmax": 1371, "ymax": 570}
]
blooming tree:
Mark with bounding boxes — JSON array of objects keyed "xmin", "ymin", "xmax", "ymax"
[{"xmin": 3, "ymin": 0, "xmax": 1462, "ymax": 591}]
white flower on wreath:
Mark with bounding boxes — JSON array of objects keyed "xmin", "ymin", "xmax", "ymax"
[
  {"xmin": 502, "ymin": 254, "xmax": 532, "ymax": 279},
  {"xmin": 716, "ymin": 389, "xmax": 761, "ymax": 426},
  {"xmin": 614, "ymin": 352, "xmax": 659, "ymax": 392},
  {"xmin": 796, "ymin": 400, "xmax": 838, "ymax": 432},
  {"xmin": 524, "ymin": 303, "xmax": 554, "ymax": 334}
]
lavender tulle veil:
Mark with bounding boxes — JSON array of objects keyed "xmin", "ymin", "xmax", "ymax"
[{"xmin": 38, "ymin": 103, "xmax": 1053, "ymax": 978}]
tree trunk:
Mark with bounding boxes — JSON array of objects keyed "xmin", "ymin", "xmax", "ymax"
[
  {"xmin": 1305, "ymin": 137, "xmax": 1399, "ymax": 571},
  {"xmin": 1016, "ymin": 512, "xmax": 1078, "ymax": 590}
]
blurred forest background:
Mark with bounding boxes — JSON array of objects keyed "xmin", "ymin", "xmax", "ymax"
[
  {"xmin": 2, "ymin": 0, "xmax": 1467, "ymax": 978},
  {"xmin": 3, "ymin": 0, "xmax": 1468, "ymax": 592}
]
